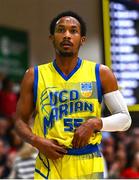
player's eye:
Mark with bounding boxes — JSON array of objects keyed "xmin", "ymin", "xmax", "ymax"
[
  {"xmin": 56, "ymin": 28, "xmax": 65, "ymax": 33},
  {"xmin": 71, "ymin": 29, "xmax": 78, "ymax": 34}
]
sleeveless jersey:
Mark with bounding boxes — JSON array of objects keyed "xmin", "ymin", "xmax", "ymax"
[{"xmin": 33, "ymin": 58, "xmax": 102, "ymax": 148}]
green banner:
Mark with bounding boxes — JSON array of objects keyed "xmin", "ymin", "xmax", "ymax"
[{"xmin": 0, "ymin": 27, "xmax": 29, "ymax": 82}]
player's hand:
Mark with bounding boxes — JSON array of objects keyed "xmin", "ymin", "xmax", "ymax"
[
  {"xmin": 33, "ymin": 137, "xmax": 67, "ymax": 160},
  {"xmin": 72, "ymin": 118, "xmax": 102, "ymax": 148}
]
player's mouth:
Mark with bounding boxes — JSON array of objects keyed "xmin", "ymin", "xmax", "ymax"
[{"xmin": 61, "ymin": 41, "xmax": 73, "ymax": 48}]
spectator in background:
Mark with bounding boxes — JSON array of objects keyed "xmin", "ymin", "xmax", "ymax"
[
  {"xmin": 0, "ymin": 116, "xmax": 23, "ymax": 152},
  {"xmin": 102, "ymin": 135, "xmax": 115, "ymax": 171},
  {"xmin": 0, "ymin": 77, "xmax": 17, "ymax": 118},
  {"xmin": 109, "ymin": 149, "xmax": 127, "ymax": 178},
  {"xmin": 9, "ymin": 143, "xmax": 37, "ymax": 179},
  {"xmin": 0, "ymin": 139, "xmax": 11, "ymax": 178},
  {"xmin": 121, "ymin": 152, "xmax": 139, "ymax": 179},
  {"xmin": 101, "ymin": 127, "xmax": 139, "ymax": 178},
  {"xmin": 0, "ymin": 116, "xmax": 11, "ymax": 146},
  {"xmin": 126, "ymin": 130, "xmax": 139, "ymax": 167}
]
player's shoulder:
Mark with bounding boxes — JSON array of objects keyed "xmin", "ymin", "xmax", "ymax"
[
  {"xmin": 99, "ymin": 64, "xmax": 113, "ymax": 76},
  {"xmin": 24, "ymin": 67, "xmax": 34, "ymax": 79},
  {"xmin": 99, "ymin": 64, "xmax": 118, "ymax": 92},
  {"xmin": 20, "ymin": 67, "xmax": 34, "ymax": 90}
]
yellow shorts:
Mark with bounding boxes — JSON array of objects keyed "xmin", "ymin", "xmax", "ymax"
[{"xmin": 34, "ymin": 144, "xmax": 104, "ymax": 179}]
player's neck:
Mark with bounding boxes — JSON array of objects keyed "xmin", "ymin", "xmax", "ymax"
[{"xmin": 55, "ymin": 55, "xmax": 79, "ymax": 76}]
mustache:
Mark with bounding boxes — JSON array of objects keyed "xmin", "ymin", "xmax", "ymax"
[{"xmin": 60, "ymin": 40, "xmax": 73, "ymax": 46}]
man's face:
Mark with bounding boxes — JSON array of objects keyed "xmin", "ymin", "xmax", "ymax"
[{"xmin": 51, "ymin": 16, "xmax": 85, "ymax": 57}]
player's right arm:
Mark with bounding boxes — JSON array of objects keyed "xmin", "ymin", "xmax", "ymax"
[{"xmin": 15, "ymin": 68, "xmax": 67, "ymax": 159}]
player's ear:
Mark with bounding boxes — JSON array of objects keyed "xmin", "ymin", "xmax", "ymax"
[
  {"xmin": 49, "ymin": 35, "xmax": 54, "ymax": 42},
  {"xmin": 80, "ymin": 36, "xmax": 86, "ymax": 46}
]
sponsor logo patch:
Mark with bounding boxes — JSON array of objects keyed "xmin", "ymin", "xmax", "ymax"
[{"xmin": 80, "ymin": 82, "xmax": 93, "ymax": 98}]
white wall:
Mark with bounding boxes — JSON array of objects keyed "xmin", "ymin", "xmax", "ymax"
[{"xmin": 0, "ymin": 0, "xmax": 103, "ymax": 65}]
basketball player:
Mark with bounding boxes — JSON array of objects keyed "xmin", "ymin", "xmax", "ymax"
[{"xmin": 15, "ymin": 11, "xmax": 131, "ymax": 179}]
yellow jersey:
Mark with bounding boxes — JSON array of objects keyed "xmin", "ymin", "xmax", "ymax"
[{"xmin": 33, "ymin": 58, "xmax": 102, "ymax": 148}]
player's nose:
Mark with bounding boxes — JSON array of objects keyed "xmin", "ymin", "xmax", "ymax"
[{"xmin": 64, "ymin": 30, "xmax": 71, "ymax": 39}]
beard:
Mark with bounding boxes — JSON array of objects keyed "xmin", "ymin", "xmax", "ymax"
[{"xmin": 58, "ymin": 50, "xmax": 74, "ymax": 57}]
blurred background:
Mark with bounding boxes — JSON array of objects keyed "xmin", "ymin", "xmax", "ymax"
[{"xmin": 0, "ymin": 0, "xmax": 139, "ymax": 179}]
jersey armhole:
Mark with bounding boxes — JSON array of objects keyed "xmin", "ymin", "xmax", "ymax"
[
  {"xmin": 34, "ymin": 66, "xmax": 38, "ymax": 107},
  {"xmin": 95, "ymin": 63, "xmax": 102, "ymax": 103}
]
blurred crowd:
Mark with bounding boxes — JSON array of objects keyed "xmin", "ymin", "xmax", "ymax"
[
  {"xmin": 0, "ymin": 75, "xmax": 139, "ymax": 179},
  {"xmin": 102, "ymin": 129, "xmax": 139, "ymax": 178},
  {"xmin": 0, "ymin": 75, "xmax": 37, "ymax": 179}
]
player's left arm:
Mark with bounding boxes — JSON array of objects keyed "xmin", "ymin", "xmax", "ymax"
[
  {"xmin": 72, "ymin": 64, "xmax": 131, "ymax": 148},
  {"xmin": 99, "ymin": 64, "xmax": 131, "ymax": 131}
]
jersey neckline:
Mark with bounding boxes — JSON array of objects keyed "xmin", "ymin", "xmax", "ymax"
[{"xmin": 53, "ymin": 58, "xmax": 82, "ymax": 81}]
